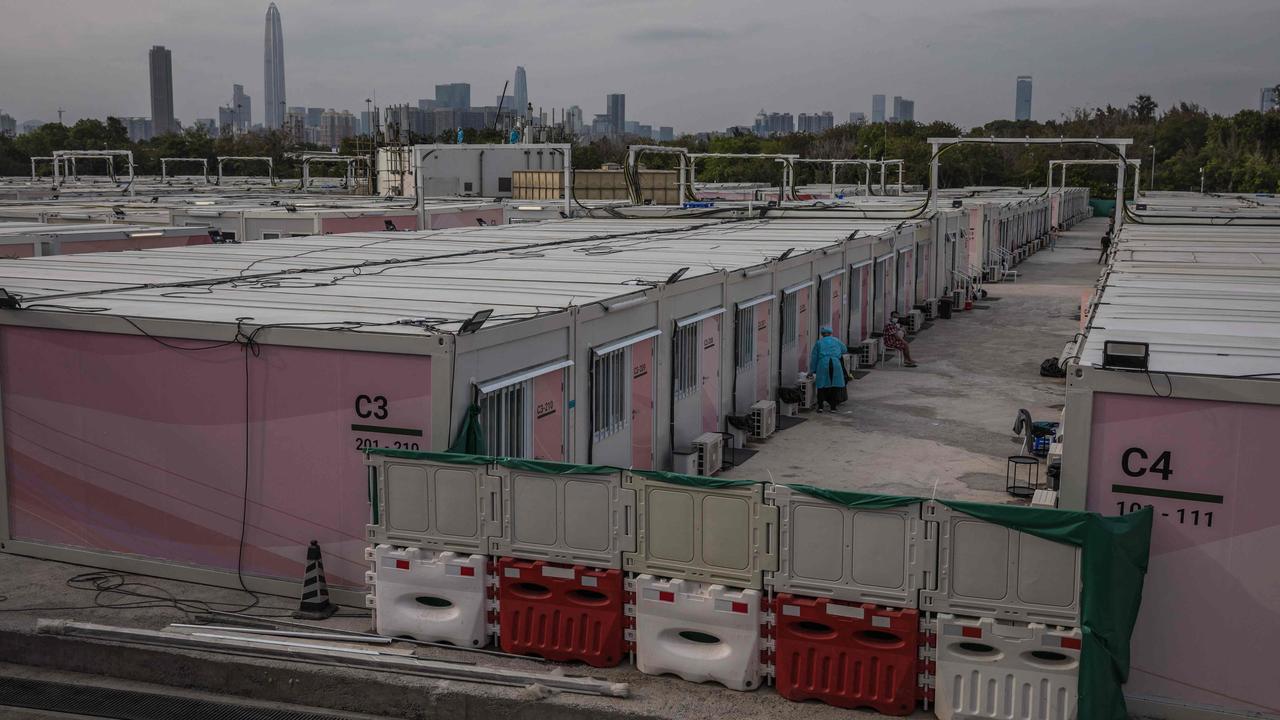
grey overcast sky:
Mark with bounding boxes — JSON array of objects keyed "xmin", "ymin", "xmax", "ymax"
[{"xmin": 0, "ymin": 0, "xmax": 1276, "ymax": 131}]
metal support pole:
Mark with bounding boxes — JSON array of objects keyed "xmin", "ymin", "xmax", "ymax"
[
  {"xmin": 880, "ymin": 162, "xmax": 886, "ymax": 195},
  {"xmin": 929, "ymin": 143, "xmax": 940, "ymax": 211},
  {"xmin": 831, "ymin": 164, "xmax": 837, "ymax": 200},
  {"xmin": 898, "ymin": 163, "xmax": 904, "ymax": 195},
  {"xmin": 1114, "ymin": 147, "xmax": 1126, "ymax": 235}
]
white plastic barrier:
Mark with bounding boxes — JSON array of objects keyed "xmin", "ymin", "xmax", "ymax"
[
  {"xmin": 632, "ymin": 574, "xmax": 763, "ymax": 692},
  {"xmin": 934, "ymin": 614, "xmax": 1081, "ymax": 720},
  {"xmin": 366, "ymin": 544, "xmax": 489, "ymax": 648}
]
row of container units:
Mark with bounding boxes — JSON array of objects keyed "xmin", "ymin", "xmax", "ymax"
[
  {"xmin": 362, "ymin": 450, "xmax": 1146, "ymax": 719},
  {"xmin": 1131, "ymin": 190, "xmax": 1280, "ymax": 224},
  {"xmin": 1058, "ymin": 206, "xmax": 1280, "ymax": 719},
  {"xmin": 0, "ymin": 195, "xmax": 499, "ymax": 242},
  {"xmin": 0, "ymin": 213, "xmax": 962, "ymax": 603},
  {"xmin": 0, "ymin": 222, "xmax": 212, "ymax": 258}
]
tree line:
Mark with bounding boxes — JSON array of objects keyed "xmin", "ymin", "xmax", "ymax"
[{"xmin": 2, "ymin": 95, "xmax": 1277, "ymax": 197}]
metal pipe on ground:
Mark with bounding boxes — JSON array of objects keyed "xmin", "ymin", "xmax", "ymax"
[
  {"xmin": 191, "ymin": 609, "xmax": 548, "ymax": 662},
  {"xmin": 37, "ymin": 620, "xmax": 628, "ymax": 698}
]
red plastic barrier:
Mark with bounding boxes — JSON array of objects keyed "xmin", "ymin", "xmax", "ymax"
[
  {"xmin": 773, "ymin": 594, "xmax": 920, "ymax": 715},
  {"xmin": 496, "ymin": 557, "xmax": 625, "ymax": 667}
]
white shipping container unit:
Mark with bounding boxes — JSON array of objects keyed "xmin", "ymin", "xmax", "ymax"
[
  {"xmin": 1060, "ymin": 193, "xmax": 1280, "ymax": 719},
  {"xmin": 0, "ymin": 212, "xmax": 942, "ymax": 602}
]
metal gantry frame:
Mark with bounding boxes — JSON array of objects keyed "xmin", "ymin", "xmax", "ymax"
[
  {"xmin": 50, "ymin": 150, "xmax": 135, "ymax": 188},
  {"xmin": 928, "ymin": 137, "xmax": 1134, "ymax": 232},
  {"xmin": 216, "ymin": 156, "xmax": 275, "ymax": 186},
  {"xmin": 30, "ymin": 156, "xmax": 54, "ymax": 181},
  {"xmin": 296, "ymin": 154, "xmax": 371, "ymax": 191},
  {"xmin": 689, "ymin": 152, "xmax": 799, "ymax": 201},
  {"xmin": 160, "ymin": 158, "xmax": 210, "ymax": 183},
  {"xmin": 1048, "ymin": 158, "xmax": 1141, "ymax": 199},
  {"xmin": 792, "ymin": 158, "xmax": 906, "ymax": 198}
]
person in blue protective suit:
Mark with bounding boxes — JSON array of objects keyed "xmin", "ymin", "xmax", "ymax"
[{"xmin": 808, "ymin": 325, "xmax": 849, "ymax": 413}]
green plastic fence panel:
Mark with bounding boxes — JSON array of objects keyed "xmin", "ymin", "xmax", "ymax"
[
  {"xmin": 938, "ymin": 500, "xmax": 1153, "ymax": 720},
  {"xmin": 365, "ymin": 448, "xmax": 495, "ymax": 465}
]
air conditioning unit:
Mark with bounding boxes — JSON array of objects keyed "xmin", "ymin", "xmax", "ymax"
[
  {"xmin": 901, "ymin": 309, "xmax": 925, "ymax": 334},
  {"xmin": 692, "ymin": 432, "xmax": 724, "ymax": 476},
  {"xmin": 749, "ymin": 400, "xmax": 777, "ymax": 440},
  {"xmin": 841, "ymin": 353, "xmax": 859, "ymax": 374},
  {"xmin": 797, "ymin": 376, "xmax": 816, "ymax": 410},
  {"xmin": 852, "ymin": 339, "xmax": 880, "ymax": 368}
]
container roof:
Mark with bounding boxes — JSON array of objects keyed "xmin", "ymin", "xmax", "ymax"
[
  {"xmin": 1080, "ymin": 221, "xmax": 1280, "ymax": 378},
  {"xmin": 0, "ymin": 216, "xmax": 912, "ymax": 337}
]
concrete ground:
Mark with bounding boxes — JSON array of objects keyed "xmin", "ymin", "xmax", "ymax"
[
  {"xmin": 0, "ymin": 219, "xmax": 1107, "ymax": 720},
  {"xmin": 724, "ymin": 216, "xmax": 1108, "ymax": 503},
  {"xmin": 0, "ymin": 551, "xmax": 914, "ymax": 720}
]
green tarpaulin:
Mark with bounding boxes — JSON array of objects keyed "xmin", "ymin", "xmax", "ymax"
[
  {"xmin": 628, "ymin": 468, "xmax": 760, "ymax": 489},
  {"xmin": 938, "ymin": 500, "xmax": 1152, "ymax": 720},
  {"xmin": 786, "ymin": 483, "xmax": 921, "ymax": 509},
  {"xmin": 447, "ymin": 404, "xmax": 485, "ymax": 454}
]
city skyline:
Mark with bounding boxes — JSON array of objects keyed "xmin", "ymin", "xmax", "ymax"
[{"xmin": 0, "ymin": 1, "xmax": 1276, "ymax": 132}]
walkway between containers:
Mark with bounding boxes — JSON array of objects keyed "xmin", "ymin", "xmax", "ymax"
[{"xmin": 722, "ymin": 217, "xmax": 1110, "ymax": 502}]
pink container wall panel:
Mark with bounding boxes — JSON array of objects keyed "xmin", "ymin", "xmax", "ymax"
[
  {"xmin": 700, "ymin": 315, "xmax": 721, "ymax": 434},
  {"xmin": 1085, "ymin": 393, "xmax": 1280, "ymax": 716},
  {"xmin": 754, "ymin": 303, "xmax": 771, "ymax": 403},
  {"xmin": 831, "ymin": 275, "xmax": 844, "ymax": 345},
  {"xmin": 0, "ymin": 243, "xmax": 37, "ymax": 258},
  {"xmin": 58, "ymin": 234, "xmax": 211, "ymax": 256},
  {"xmin": 532, "ymin": 369, "xmax": 566, "ymax": 462},
  {"xmin": 320, "ymin": 214, "xmax": 419, "ymax": 234},
  {"xmin": 1, "ymin": 327, "xmax": 431, "ymax": 589},
  {"xmin": 629, "ymin": 337, "xmax": 654, "ymax": 470},
  {"xmin": 427, "ymin": 207, "xmax": 504, "ymax": 229}
]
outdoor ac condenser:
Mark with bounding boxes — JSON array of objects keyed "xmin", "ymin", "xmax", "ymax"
[
  {"xmin": 692, "ymin": 432, "xmax": 724, "ymax": 477},
  {"xmin": 749, "ymin": 400, "xmax": 777, "ymax": 440},
  {"xmin": 852, "ymin": 339, "xmax": 880, "ymax": 368},
  {"xmin": 797, "ymin": 376, "xmax": 816, "ymax": 410}
]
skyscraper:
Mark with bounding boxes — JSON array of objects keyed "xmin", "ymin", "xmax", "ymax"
[
  {"xmin": 607, "ymin": 93, "xmax": 625, "ymax": 136},
  {"xmin": 263, "ymin": 3, "xmax": 286, "ymax": 129},
  {"xmin": 148, "ymin": 45, "xmax": 175, "ymax": 135},
  {"xmin": 233, "ymin": 83, "xmax": 251, "ymax": 132},
  {"xmin": 1016, "ymin": 76, "xmax": 1033, "ymax": 121},
  {"xmin": 513, "ymin": 66, "xmax": 528, "ymax": 119},
  {"xmin": 1262, "ymin": 87, "xmax": 1279, "ymax": 112},
  {"xmin": 899, "ymin": 100, "xmax": 914, "ymax": 123},
  {"xmin": 872, "ymin": 94, "xmax": 886, "ymax": 123},
  {"xmin": 435, "ymin": 84, "xmax": 471, "ymax": 110}
]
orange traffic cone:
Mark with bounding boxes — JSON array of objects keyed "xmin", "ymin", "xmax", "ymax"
[{"xmin": 294, "ymin": 540, "xmax": 337, "ymax": 620}]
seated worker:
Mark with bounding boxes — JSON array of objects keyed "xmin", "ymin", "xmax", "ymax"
[
  {"xmin": 883, "ymin": 311, "xmax": 919, "ymax": 367},
  {"xmin": 808, "ymin": 325, "xmax": 849, "ymax": 413}
]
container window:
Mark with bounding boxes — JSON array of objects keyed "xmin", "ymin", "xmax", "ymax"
[
  {"xmin": 592, "ymin": 348, "xmax": 628, "ymax": 439},
  {"xmin": 735, "ymin": 306, "xmax": 755, "ymax": 369},
  {"xmin": 818, "ymin": 279, "xmax": 833, "ymax": 327},
  {"xmin": 480, "ymin": 381, "xmax": 529, "ymax": 458},
  {"xmin": 673, "ymin": 323, "xmax": 698, "ymax": 400}
]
